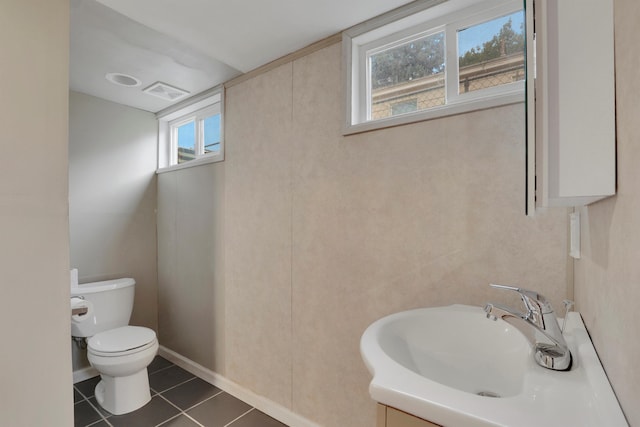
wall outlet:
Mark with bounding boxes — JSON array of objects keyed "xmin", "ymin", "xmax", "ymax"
[{"xmin": 569, "ymin": 212, "xmax": 581, "ymax": 259}]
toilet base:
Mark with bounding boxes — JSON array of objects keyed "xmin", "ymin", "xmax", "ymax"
[{"xmin": 94, "ymin": 368, "xmax": 151, "ymax": 415}]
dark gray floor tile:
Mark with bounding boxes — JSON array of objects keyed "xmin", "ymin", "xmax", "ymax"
[
  {"xmin": 158, "ymin": 414, "xmax": 202, "ymax": 426},
  {"xmin": 88, "ymin": 396, "xmax": 112, "ymax": 418},
  {"xmin": 86, "ymin": 421, "xmax": 110, "ymax": 427},
  {"xmin": 150, "ymin": 365, "xmax": 195, "ymax": 393},
  {"xmin": 187, "ymin": 392, "xmax": 252, "ymax": 427},
  {"xmin": 230, "ymin": 409, "xmax": 288, "ymax": 427},
  {"xmin": 149, "ymin": 355, "xmax": 174, "ymax": 374},
  {"xmin": 108, "ymin": 395, "xmax": 180, "ymax": 427},
  {"xmin": 74, "ymin": 400, "xmax": 102, "ymax": 427},
  {"xmin": 75, "ymin": 376, "xmax": 101, "ymax": 398},
  {"xmin": 73, "ymin": 387, "xmax": 83, "ymax": 403},
  {"xmin": 161, "ymin": 377, "xmax": 222, "ymax": 410}
]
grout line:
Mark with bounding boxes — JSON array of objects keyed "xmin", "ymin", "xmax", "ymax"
[
  {"xmin": 155, "ymin": 389, "xmax": 223, "ymax": 427},
  {"xmin": 74, "ymin": 385, "xmax": 93, "ymax": 401},
  {"xmin": 154, "ymin": 411, "xmax": 206, "ymax": 427},
  {"xmin": 178, "ymin": 389, "xmax": 225, "ymax": 413},
  {"xmin": 151, "ymin": 375, "xmax": 197, "ymax": 395},
  {"xmin": 156, "ymin": 392, "xmax": 184, "ymax": 412},
  {"xmin": 224, "ymin": 407, "xmax": 255, "ymax": 426},
  {"xmin": 149, "ymin": 362, "xmax": 179, "ymax": 376},
  {"xmin": 182, "ymin": 413, "xmax": 206, "ymax": 427},
  {"xmin": 155, "ymin": 413, "xmax": 184, "ymax": 427},
  {"xmin": 157, "ymin": 387, "xmax": 224, "ymax": 414},
  {"xmin": 180, "ymin": 389, "xmax": 225, "ymax": 412},
  {"xmin": 83, "ymin": 397, "xmax": 112, "ymax": 426}
]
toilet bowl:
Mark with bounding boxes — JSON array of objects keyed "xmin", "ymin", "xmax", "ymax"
[
  {"xmin": 88, "ymin": 326, "xmax": 159, "ymax": 415},
  {"xmin": 71, "ymin": 277, "xmax": 158, "ymax": 415}
]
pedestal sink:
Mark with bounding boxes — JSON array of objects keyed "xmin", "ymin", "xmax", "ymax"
[{"xmin": 361, "ymin": 304, "xmax": 627, "ymax": 427}]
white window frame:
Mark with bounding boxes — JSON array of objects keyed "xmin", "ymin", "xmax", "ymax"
[
  {"xmin": 168, "ymin": 104, "xmax": 221, "ymax": 165},
  {"xmin": 344, "ymin": 0, "xmax": 525, "ymax": 135},
  {"xmin": 156, "ymin": 87, "xmax": 224, "ymax": 173}
]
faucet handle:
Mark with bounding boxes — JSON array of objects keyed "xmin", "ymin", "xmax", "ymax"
[{"xmin": 489, "ymin": 284, "xmax": 551, "ymax": 315}]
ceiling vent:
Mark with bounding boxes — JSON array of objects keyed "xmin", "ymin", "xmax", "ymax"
[{"xmin": 143, "ymin": 82, "xmax": 190, "ymax": 101}]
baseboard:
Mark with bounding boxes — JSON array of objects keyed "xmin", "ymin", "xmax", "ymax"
[
  {"xmin": 158, "ymin": 346, "xmax": 321, "ymax": 427},
  {"xmin": 73, "ymin": 365, "xmax": 99, "ymax": 384}
]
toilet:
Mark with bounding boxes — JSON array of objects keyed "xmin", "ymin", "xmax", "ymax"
[{"xmin": 71, "ymin": 278, "xmax": 158, "ymax": 415}]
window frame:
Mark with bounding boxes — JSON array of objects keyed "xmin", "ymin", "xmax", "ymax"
[
  {"xmin": 156, "ymin": 87, "xmax": 224, "ymax": 173},
  {"xmin": 343, "ymin": 0, "xmax": 525, "ymax": 135},
  {"xmin": 168, "ymin": 104, "xmax": 221, "ymax": 165},
  {"xmin": 363, "ymin": 24, "xmax": 447, "ymax": 121},
  {"xmin": 169, "ymin": 116, "xmax": 196, "ymax": 165}
]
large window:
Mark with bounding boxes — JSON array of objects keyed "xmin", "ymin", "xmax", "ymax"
[
  {"xmin": 157, "ymin": 88, "xmax": 224, "ymax": 171},
  {"xmin": 344, "ymin": 0, "xmax": 525, "ymax": 134}
]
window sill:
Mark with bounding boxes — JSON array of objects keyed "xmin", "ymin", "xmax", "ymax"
[
  {"xmin": 156, "ymin": 154, "xmax": 223, "ymax": 174},
  {"xmin": 344, "ymin": 90, "xmax": 524, "ymax": 135}
]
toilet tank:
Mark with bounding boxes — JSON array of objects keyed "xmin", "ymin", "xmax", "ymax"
[{"xmin": 70, "ymin": 278, "xmax": 135, "ymax": 337}]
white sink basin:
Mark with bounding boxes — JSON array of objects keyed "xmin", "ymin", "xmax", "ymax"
[
  {"xmin": 376, "ymin": 304, "xmax": 530, "ymax": 398},
  {"xmin": 361, "ymin": 304, "xmax": 628, "ymax": 427}
]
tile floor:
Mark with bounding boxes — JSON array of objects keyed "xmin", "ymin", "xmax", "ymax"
[{"xmin": 74, "ymin": 356, "xmax": 288, "ymax": 427}]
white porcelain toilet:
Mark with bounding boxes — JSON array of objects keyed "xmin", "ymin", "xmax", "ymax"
[{"xmin": 71, "ymin": 278, "xmax": 158, "ymax": 415}]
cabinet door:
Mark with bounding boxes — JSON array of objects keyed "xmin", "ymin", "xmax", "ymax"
[
  {"xmin": 379, "ymin": 405, "xmax": 442, "ymax": 427},
  {"xmin": 529, "ymin": 0, "xmax": 616, "ymax": 209}
]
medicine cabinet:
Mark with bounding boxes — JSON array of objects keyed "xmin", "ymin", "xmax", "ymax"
[{"xmin": 526, "ymin": 0, "xmax": 616, "ymax": 214}]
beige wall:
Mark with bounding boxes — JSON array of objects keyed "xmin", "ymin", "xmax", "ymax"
[
  {"xmin": 69, "ymin": 92, "xmax": 158, "ymax": 370},
  {"xmin": 221, "ymin": 43, "xmax": 570, "ymax": 426},
  {"xmin": 0, "ymin": 0, "xmax": 73, "ymax": 425},
  {"xmin": 157, "ymin": 163, "xmax": 226, "ymax": 372},
  {"xmin": 574, "ymin": 0, "xmax": 640, "ymax": 424}
]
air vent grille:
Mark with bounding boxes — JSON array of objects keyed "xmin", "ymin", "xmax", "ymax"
[{"xmin": 143, "ymin": 82, "xmax": 190, "ymax": 101}]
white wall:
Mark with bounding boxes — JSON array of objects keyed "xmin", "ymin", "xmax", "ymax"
[
  {"xmin": 69, "ymin": 92, "xmax": 158, "ymax": 369},
  {"xmin": 0, "ymin": 0, "xmax": 73, "ymax": 425}
]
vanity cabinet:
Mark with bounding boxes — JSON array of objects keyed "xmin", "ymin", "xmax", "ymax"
[
  {"xmin": 527, "ymin": 0, "xmax": 616, "ymax": 211},
  {"xmin": 377, "ymin": 404, "xmax": 442, "ymax": 427}
]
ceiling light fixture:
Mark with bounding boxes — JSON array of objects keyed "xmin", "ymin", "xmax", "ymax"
[{"xmin": 105, "ymin": 72, "xmax": 142, "ymax": 87}]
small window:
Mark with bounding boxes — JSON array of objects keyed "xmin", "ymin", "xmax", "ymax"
[
  {"xmin": 344, "ymin": 0, "xmax": 525, "ymax": 134},
  {"xmin": 157, "ymin": 89, "xmax": 224, "ymax": 172},
  {"xmin": 369, "ymin": 31, "xmax": 445, "ymax": 120},
  {"xmin": 457, "ymin": 11, "xmax": 525, "ymax": 94},
  {"xmin": 203, "ymin": 113, "xmax": 221, "ymax": 154},
  {"xmin": 169, "ymin": 105, "xmax": 221, "ymax": 166},
  {"xmin": 175, "ymin": 119, "xmax": 196, "ymax": 164}
]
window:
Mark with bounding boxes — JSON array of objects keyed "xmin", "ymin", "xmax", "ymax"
[
  {"xmin": 344, "ymin": 0, "xmax": 525, "ymax": 134},
  {"xmin": 174, "ymin": 119, "xmax": 196, "ymax": 163},
  {"xmin": 457, "ymin": 10, "xmax": 525, "ymax": 94},
  {"xmin": 370, "ymin": 31, "xmax": 445, "ymax": 120},
  {"xmin": 157, "ymin": 88, "xmax": 224, "ymax": 172},
  {"xmin": 169, "ymin": 105, "xmax": 221, "ymax": 165}
]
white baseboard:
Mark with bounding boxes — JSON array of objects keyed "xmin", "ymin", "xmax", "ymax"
[
  {"xmin": 73, "ymin": 365, "xmax": 99, "ymax": 384},
  {"xmin": 158, "ymin": 346, "xmax": 321, "ymax": 427}
]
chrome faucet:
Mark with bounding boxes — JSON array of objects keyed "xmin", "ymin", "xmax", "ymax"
[{"xmin": 484, "ymin": 284, "xmax": 572, "ymax": 371}]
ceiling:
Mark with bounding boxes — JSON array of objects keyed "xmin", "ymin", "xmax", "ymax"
[{"xmin": 70, "ymin": 0, "xmax": 416, "ymax": 113}]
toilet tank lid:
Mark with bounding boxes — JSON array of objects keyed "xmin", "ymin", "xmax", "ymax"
[
  {"xmin": 88, "ymin": 326, "xmax": 156, "ymax": 353},
  {"xmin": 70, "ymin": 277, "xmax": 135, "ymax": 295}
]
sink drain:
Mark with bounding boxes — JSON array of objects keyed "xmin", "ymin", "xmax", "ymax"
[{"xmin": 476, "ymin": 390, "xmax": 501, "ymax": 398}]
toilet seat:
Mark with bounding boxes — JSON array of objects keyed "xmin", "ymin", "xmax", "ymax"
[{"xmin": 88, "ymin": 326, "xmax": 156, "ymax": 357}]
